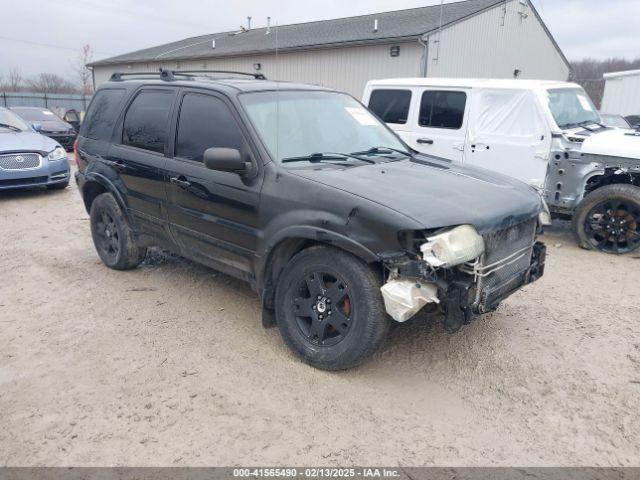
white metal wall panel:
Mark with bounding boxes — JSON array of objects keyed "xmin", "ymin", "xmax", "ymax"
[
  {"xmin": 93, "ymin": 42, "xmax": 424, "ymax": 96},
  {"xmin": 602, "ymin": 74, "xmax": 640, "ymax": 116},
  {"xmin": 425, "ymin": 0, "xmax": 569, "ymax": 81}
]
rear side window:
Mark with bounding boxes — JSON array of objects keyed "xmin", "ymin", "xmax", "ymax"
[
  {"xmin": 419, "ymin": 90, "xmax": 466, "ymax": 129},
  {"xmin": 175, "ymin": 93, "xmax": 244, "ymax": 162},
  {"xmin": 122, "ymin": 90, "xmax": 174, "ymax": 154},
  {"xmin": 82, "ymin": 89, "xmax": 126, "ymax": 141},
  {"xmin": 368, "ymin": 89, "xmax": 412, "ymax": 125}
]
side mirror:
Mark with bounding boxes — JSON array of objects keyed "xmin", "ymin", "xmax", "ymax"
[
  {"xmin": 32, "ymin": 123, "xmax": 42, "ymax": 132},
  {"xmin": 203, "ymin": 148, "xmax": 248, "ymax": 174}
]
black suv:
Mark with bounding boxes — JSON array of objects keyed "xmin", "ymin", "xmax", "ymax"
[{"xmin": 75, "ymin": 70, "xmax": 546, "ymax": 370}]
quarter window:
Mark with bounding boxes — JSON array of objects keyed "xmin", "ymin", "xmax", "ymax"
[
  {"xmin": 419, "ymin": 91, "xmax": 466, "ymax": 129},
  {"xmin": 122, "ymin": 90, "xmax": 174, "ymax": 154},
  {"xmin": 82, "ymin": 89, "xmax": 126, "ymax": 141},
  {"xmin": 368, "ymin": 89, "xmax": 412, "ymax": 125},
  {"xmin": 175, "ymin": 94, "xmax": 244, "ymax": 162}
]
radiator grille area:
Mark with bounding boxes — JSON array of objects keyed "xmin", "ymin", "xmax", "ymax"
[{"xmin": 0, "ymin": 153, "xmax": 41, "ymax": 170}]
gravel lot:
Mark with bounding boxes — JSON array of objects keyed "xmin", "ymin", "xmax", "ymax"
[{"xmin": 1, "ymin": 166, "xmax": 639, "ymax": 467}]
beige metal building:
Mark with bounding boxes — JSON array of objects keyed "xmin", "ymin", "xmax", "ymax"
[{"xmin": 89, "ymin": 0, "xmax": 570, "ymax": 97}]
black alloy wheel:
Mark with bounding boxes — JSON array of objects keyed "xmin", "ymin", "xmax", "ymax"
[
  {"xmin": 95, "ymin": 209, "xmax": 120, "ymax": 261},
  {"xmin": 583, "ymin": 199, "xmax": 640, "ymax": 254},
  {"xmin": 291, "ymin": 271, "xmax": 353, "ymax": 347}
]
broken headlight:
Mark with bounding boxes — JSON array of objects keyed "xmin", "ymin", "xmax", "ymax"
[{"xmin": 420, "ymin": 225, "xmax": 485, "ymax": 268}]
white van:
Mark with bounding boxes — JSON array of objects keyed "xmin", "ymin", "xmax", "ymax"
[{"xmin": 363, "ymin": 78, "xmax": 640, "ymax": 255}]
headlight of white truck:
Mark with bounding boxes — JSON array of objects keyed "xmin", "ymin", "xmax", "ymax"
[{"xmin": 420, "ymin": 225, "xmax": 485, "ymax": 267}]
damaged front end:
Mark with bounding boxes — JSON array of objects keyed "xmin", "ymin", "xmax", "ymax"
[{"xmin": 381, "ymin": 219, "xmax": 546, "ymax": 333}]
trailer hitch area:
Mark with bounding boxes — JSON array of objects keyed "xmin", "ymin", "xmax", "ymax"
[{"xmin": 442, "ymin": 282, "xmax": 475, "ymax": 333}]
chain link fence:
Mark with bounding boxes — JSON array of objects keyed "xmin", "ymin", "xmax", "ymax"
[{"xmin": 0, "ymin": 92, "xmax": 92, "ymax": 116}]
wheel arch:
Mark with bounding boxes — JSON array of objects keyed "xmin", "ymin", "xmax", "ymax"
[
  {"xmin": 257, "ymin": 228, "xmax": 380, "ymax": 311},
  {"xmin": 81, "ymin": 173, "xmax": 131, "ymax": 223}
]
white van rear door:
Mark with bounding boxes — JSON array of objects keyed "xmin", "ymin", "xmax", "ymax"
[
  {"xmin": 463, "ymin": 88, "xmax": 551, "ymax": 188},
  {"xmin": 404, "ymin": 88, "xmax": 468, "ymax": 162}
]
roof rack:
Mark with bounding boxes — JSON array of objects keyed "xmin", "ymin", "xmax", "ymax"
[{"xmin": 109, "ymin": 69, "xmax": 266, "ymax": 82}]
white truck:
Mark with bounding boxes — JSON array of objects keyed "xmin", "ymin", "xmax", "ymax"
[{"xmin": 363, "ymin": 78, "xmax": 640, "ymax": 255}]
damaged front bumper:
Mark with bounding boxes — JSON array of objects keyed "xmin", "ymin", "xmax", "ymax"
[{"xmin": 380, "ymin": 239, "xmax": 546, "ymax": 333}]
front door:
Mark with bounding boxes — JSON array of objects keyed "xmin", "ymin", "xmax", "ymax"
[
  {"xmin": 107, "ymin": 87, "xmax": 176, "ymax": 240},
  {"xmin": 165, "ymin": 91, "xmax": 262, "ymax": 278},
  {"xmin": 405, "ymin": 88, "xmax": 468, "ymax": 161},
  {"xmin": 462, "ymin": 88, "xmax": 552, "ymax": 189}
]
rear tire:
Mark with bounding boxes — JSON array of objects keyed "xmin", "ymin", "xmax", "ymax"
[
  {"xmin": 573, "ymin": 184, "xmax": 640, "ymax": 255},
  {"xmin": 275, "ymin": 246, "xmax": 390, "ymax": 370},
  {"xmin": 90, "ymin": 193, "xmax": 147, "ymax": 270}
]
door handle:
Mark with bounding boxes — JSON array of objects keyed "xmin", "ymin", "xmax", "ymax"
[
  {"xmin": 170, "ymin": 176, "xmax": 191, "ymax": 189},
  {"xmin": 111, "ymin": 160, "xmax": 126, "ymax": 171},
  {"xmin": 417, "ymin": 138, "xmax": 434, "ymax": 145}
]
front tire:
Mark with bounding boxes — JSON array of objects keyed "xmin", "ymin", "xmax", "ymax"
[
  {"xmin": 573, "ymin": 184, "xmax": 640, "ymax": 255},
  {"xmin": 275, "ymin": 246, "xmax": 390, "ymax": 370},
  {"xmin": 90, "ymin": 193, "xmax": 147, "ymax": 270}
]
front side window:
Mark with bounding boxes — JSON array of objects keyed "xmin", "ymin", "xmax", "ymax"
[
  {"xmin": 419, "ymin": 90, "xmax": 466, "ymax": 129},
  {"xmin": 82, "ymin": 89, "xmax": 126, "ymax": 141},
  {"xmin": 240, "ymin": 90, "xmax": 408, "ymax": 165},
  {"xmin": 122, "ymin": 90, "xmax": 173, "ymax": 154},
  {"xmin": 175, "ymin": 94, "xmax": 244, "ymax": 162},
  {"xmin": 368, "ymin": 89, "xmax": 412, "ymax": 124}
]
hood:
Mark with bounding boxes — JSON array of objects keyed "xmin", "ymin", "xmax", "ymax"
[
  {"xmin": 0, "ymin": 130, "xmax": 60, "ymax": 154},
  {"xmin": 580, "ymin": 128, "xmax": 640, "ymax": 160},
  {"xmin": 38, "ymin": 119, "xmax": 74, "ymax": 133},
  {"xmin": 290, "ymin": 158, "xmax": 542, "ymax": 233}
]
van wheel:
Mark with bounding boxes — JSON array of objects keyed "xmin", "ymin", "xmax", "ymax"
[
  {"xmin": 573, "ymin": 184, "xmax": 640, "ymax": 255},
  {"xmin": 275, "ymin": 246, "xmax": 390, "ymax": 370},
  {"xmin": 90, "ymin": 193, "xmax": 147, "ymax": 270}
]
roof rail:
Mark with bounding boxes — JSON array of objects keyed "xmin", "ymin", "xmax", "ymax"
[
  {"xmin": 177, "ymin": 70, "xmax": 267, "ymax": 80},
  {"xmin": 109, "ymin": 69, "xmax": 266, "ymax": 82}
]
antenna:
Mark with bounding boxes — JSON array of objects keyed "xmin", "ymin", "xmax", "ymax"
[
  {"xmin": 266, "ymin": 17, "xmax": 271, "ymax": 35},
  {"xmin": 247, "ymin": 16, "xmax": 252, "ymax": 30}
]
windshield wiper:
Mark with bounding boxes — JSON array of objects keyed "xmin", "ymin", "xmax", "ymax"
[
  {"xmin": 351, "ymin": 146, "xmax": 412, "ymax": 157},
  {"xmin": 282, "ymin": 152, "xmax": 374, "ymax": 164},
  {"xmin": 0, "ymin": 123, "xmax": 22, "ymax": 132}
]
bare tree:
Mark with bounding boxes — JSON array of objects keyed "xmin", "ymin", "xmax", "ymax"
[
  {"xmin": 76, "ymin": 44, "xmax": 94, "ymax": 95},
  {"xmin": 8, "ymin": 69, "xmax": 24, "ymax": 92},
  {"xmin": 26, "ymin": 73, "xmax": 78, "ymax": 94},
  {"xmin": 571, "ymin": 57, "xmax": 640, "ymax": 109}
]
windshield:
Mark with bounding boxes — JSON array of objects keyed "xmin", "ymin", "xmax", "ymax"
[
  {"xmin": 546, "ymin": 88, "xmax": 600, "ymax": 129},
  {"xmin": 0, "ymin": 108, "xmax": 31, "ymax": 131},
  {"xmin": 239, "ymin": 90, "xmax": 409, "ymax": 164},
  {"xmin": 11, "ymin": 107, "xmax": 58, "ymax": 122},
  {"xmin": 600, "ymin": 114, "xmax": 630, "ymax": 129}
]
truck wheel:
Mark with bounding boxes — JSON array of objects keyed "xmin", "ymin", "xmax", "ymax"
[
  {"xmin": 90, "ymin": 192, "xmax": 147, "ymax": 270},
  {"xmin": 275, "ymin": 246, "xmax": 390, "ymax": 370},
  {"xmin": 573, "ymin": 184, "xmax": 640, "ymax": 255}
]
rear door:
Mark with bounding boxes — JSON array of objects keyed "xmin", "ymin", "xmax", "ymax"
[
  {"xmin": 404, "ymin": 89, "xmax": 468, "ymax": 161},
  {"xmin": 165, "ymin": 89, "xmax": 263, "ymax": 278},
  {"xmin": 107, "ymin": 87, "xmax": 176, "ymax": 241}
]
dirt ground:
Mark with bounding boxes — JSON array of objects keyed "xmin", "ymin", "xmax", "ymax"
[{"xmin": 1, "ymin": 166, "xmax": 639, "ymax": 467}]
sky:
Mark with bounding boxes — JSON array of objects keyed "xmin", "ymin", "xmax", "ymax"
[{"xmin": 1, "ymin": 0, "xmax": 639, "ymax": 83}]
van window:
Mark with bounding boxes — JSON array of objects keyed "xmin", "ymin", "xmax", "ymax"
[
  {"xmin": 368, "ymin": 89, "xmax": 412, "ymax": 125},
  {"xmin": 122, "ymin": 90, "xmax": 174, "ymax": 154},
  {"xmin": 82, "ymin": 89, "xmax": 126, "ymax": 141},
  {"xmin": 419, "ymin": 91, "xmax": 466, "ymax": 129},
  {"xmin": 175, "ymin": 94, "xmax": 244, "ymax": 162}
]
